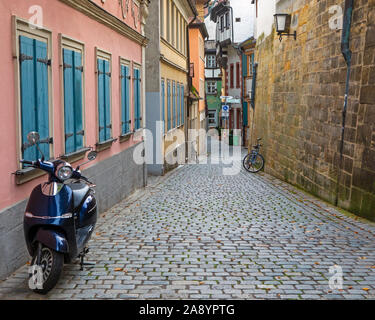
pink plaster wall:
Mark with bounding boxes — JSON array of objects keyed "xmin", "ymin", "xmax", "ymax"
[{"xmin": 0, "ymin": 0, "xmax": 143, "ymax": 211}]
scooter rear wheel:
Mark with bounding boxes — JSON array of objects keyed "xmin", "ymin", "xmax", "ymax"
[{"xmin": 29, "ymin": 244, "xmax": 64, "ymax": 294}]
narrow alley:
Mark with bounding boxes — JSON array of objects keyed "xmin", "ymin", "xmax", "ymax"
[{"xmin": 1, "ymin": 147, "xmax": 375, "ymax": 300}]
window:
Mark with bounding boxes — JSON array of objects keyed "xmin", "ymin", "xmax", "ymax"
[
  {"xmin": 225, "ymin": 12, "xmax": 230, "ymax": 28},
  {"xmin": 207, "ymin": 81, "xmax": 217, "ymax": 94},
  {"xmin": 62, "ymin": 40, "xmax": 84, "ymax": 154},
  {"xmin": 208, "ymin": 110, "xmax": 217, "ymax": 127},
  {"xmin": 16, "ymin": 21, "xmax": 53, "ymax": 164},
  {"xmin": 248, "ymin": 53, "xmax": 254, "ymax": 76},
  {"xmin": 171, "ymin": 4, "xmax": 175, "ymax": 46},
  {"xmin": 230, "ymin": 64, "xmax": 234, "ymax": 88},
  {"xmin": 161, "ymin": 79, "xmax": 165, "ymax": 132},
  {"xmin": 167, "ymin": 0, "xmax": 170, "ymax": 42},
  {"xmin": 177, "ymin": 12, "xmax": 180, "ymax": 51},
  {"xmin": 120, "ymin": 60, "xmax": 131, "ymax": 135},
  {"xmin": 96, "ymin": 49, "xmax": 112, "ymax": 142},
  {"xmin": 180, "ymin": 15, "xmax": 185, "ymax": 53},
  {"xmin": 133, "ymin": 65, "xmax": 142, "ymax": 130},
  {"xmin": 181, "ymin": 85, "xmax": 184, "ymax": 125},
  {"xmin": 160, "ymin": 0, "xmax": 164, "ymax": 38},
  {"xmin": 235, "ymin": 17, "xmax": 241, "ymax": 22},
  {"xmin": 206, "ymin": 54, "xmax": 216, "ymax": 68},
  {"xmin": 236, "ymin": 62, "xmax": 240, "ymax": 88},
  {"xmin": 172, "ymin": 80, "xmax": 176, "ymax": 128},
  {"xmin": 177, "ymin": 83, "xmax": 181, "ymax": 127},
  {"xmin": 167, "ymin": 80, "xmax": 171, "ymax": 131},
  {"xmin": 220, "ymin": 15, "xmax": 224, "ymax": 32}
]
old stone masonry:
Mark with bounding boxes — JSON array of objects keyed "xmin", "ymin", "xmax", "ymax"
[{"xmin": 1, "ymin": 150, "xmax": 375, "ymax": 300}]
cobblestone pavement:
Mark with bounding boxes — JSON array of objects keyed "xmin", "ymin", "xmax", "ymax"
[{"xmin": 1, "ymin": 146, "xmax": 375, "ymax": 300}]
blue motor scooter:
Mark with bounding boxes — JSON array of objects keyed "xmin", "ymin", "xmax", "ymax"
[{"xmin": 22, "ymin": 131, "xmax": 98, "ymax": 294}]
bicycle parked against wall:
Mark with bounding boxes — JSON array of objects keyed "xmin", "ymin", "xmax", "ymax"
[{"xmin": 243, "ymin": 138, "xmax": 265, "ymax": 173}]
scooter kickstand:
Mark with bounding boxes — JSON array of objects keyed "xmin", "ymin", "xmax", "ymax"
[{"xmin": 79, "ymin": 248, "xmax": 95, "ymax": 271}]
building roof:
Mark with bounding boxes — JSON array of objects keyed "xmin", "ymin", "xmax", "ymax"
[
  {"xmin": 209, "ymin": 0, "xmax": 230, "ymax": 22},
  {"xmin": 189, "ymin": 16, "xmax": 209, "ymax": 39},
  {"xmin": 187, "ymin": 0, "xmax": 199, "ymax": 16}
]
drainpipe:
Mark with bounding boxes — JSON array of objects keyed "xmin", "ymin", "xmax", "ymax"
[{"xmin": 335, "ymin": 0, "xmax": 354, "ymax": 206}]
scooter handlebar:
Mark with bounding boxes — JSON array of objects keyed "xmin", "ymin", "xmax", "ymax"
[{"xmin": 20, "ymin": 159, "xmax": 38, "ymax": 166}]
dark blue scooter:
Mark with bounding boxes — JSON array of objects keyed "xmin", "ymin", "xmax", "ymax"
[{"xmin": 22, "ymin": 131, "xmax": 98, "ymax": 294}]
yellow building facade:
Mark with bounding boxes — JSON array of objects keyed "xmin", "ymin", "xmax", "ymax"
[{"xmin": 145, "ymin": 0, "xmax": 196, "ymax": 175}]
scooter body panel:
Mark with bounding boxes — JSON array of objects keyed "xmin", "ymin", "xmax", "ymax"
[
  {"xmin": 35, "ymin": 228, "xmax": 69, "ymax": 253},
  {"xmin": 23, "ymin": 183, "xmax": 77, "ymax": 258}
]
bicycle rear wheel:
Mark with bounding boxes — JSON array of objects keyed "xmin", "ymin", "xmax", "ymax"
[{"xmin": 243, "ymin": 153, "xmax": 264, "ymax": 173}]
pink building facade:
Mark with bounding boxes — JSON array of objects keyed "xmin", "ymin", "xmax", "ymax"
[{"xmin": 0, "ymin": 0, "xmax": 149, "ymax": 279}]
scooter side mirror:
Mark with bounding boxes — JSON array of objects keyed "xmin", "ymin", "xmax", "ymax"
[
  {"xmin": 87, "ymin": 151, "xmax": 97, "ymax": 161},
  {"xmin": 27, "ymin": 132, "xmax": 40, "ymax": 145}
]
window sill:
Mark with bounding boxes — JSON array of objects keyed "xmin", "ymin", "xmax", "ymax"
[
  {"xmin": 60, "ymin": 147, "xmax": 91, "ymax": 163},
  {"xmin": 95, "ymin": 138, "xmax": 117, "ymax": 152},
  {"xmin": 14, "ymin": 166, "xmax": 47, "ymax": 185},
  {"xmin": 119, "ymin": 132, "xmax": 133, "ymax": 143}
]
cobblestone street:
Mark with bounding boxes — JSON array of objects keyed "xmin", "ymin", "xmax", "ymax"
[{"xmin": 1, "ymin": 147, "xmax": 375, "ymax": 300}]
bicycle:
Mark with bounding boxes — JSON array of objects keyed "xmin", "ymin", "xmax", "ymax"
[{"xmin": 242, "ymin": 138, "xmax": 265, "ymax": 173}]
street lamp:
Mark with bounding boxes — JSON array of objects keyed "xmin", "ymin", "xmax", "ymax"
[{"xmin": 274, "ymin": 13, "xmax": 297, "ymax": 42}]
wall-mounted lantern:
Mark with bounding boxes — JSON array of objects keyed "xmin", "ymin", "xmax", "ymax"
[{"xmin": 274, "ymin": 13, "xmax": 297, "ymax": 42}]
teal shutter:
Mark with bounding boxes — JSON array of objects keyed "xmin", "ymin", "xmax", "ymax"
[
  {"xmin": 167, "ymin": 81, "xmax": 171, "ymax": 131},
  {"xmin": 177, "ymin": 84, "xmax": 180, "ymax": 127},
  {"xmin": 63, "ymin": 49, "xmax": 83, "ymax": 154},
  {"xmin": 161, "ymin": 79, "xmax": 165, "ymax": 130},
  {"xmin": 181, "ymin": 86, "xmax": 184, "ymax": 125},
  {"xmin": 97, "ymin": 58, "xmax": 111, "ymax": 142},
  {"xmin": 19, "ymin": 36, "xmax": 50, "ymax": 162},
  {"xmin": 243, "ymin": 101, "xmax": 248, "ymax": 126},
  {"xmin": 172, "ymin": 81, "xmax": 176, "ymax": 128},
  {"xmin": 121, "ymin": 65, "xmax": 130, "ymax": 134},
  {"xmin": 97, "ymin": 59, "xmax": 105, "ymax": 142},
  {"xmin": 104, "ymin": 60, "xmax": 111, "ymax": 139},
  {"xmin": 242, "ymin": 53, "xmax": 248, "ymax": 77},
  {"xmin": 133, "ymin": 68, "xmax": 141, "ymax": 130}
]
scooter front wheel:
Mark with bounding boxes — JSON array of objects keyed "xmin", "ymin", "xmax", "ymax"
[{"xmin": 29, "ymin": 243, "xmax": 64, "ymax": 294}]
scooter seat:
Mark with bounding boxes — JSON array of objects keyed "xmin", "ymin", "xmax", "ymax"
[{"xmin": 70, "ymin": 183, "xmax": 90, "ymax": 209}]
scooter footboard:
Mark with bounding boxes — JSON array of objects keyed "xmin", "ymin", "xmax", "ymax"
[{"xmin": 34, "ymin": 229, "xmax": 69, "ymax": 254}]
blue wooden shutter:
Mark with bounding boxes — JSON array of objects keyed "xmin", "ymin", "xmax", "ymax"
[
  {"xmin": 133, "ymin": 68, "xmax": 141, "ymax": 130},
  {"xmin": 63, "ymin": 49, "xmax": 83, "ymax": 154},
  {"xmin": 121, "ymin": 65, "xmax": 130, "ymax": 134},
  {"xmin": 74, "ymin": 51, "xmax": 84, "ymax": 150},
  {"xmin": 242, "ymin": 53, "xmax": 248, "ymax": 77},
  {"xmin": 97, "ymin": 58, "xmax": 111, "ymax": 142},
  {"xmin": 172, "ymin": 81, "xmax": 176, "ymax": 128},
  {"xmin": 161, "ymin": 79, "xmax": 165, "ymax": 131},
  {"xmin": 19, "ymin": 36, "xmax": 50, "ymax": 162},
  {"xmin": 181, "ymin": 86, "xmax": 184, "ymax": 125},
  {"xmin": 177, "ymin": 84, "xmax": 180, "ymax": 127},
  {"xmin": 104, "ymin": 60, "xmax": 111, "ymax": 139},
  {"xmin": 97, "ymin": 59, "xmax": 106, "ymax": 142},
  {"xmin": 243, "ymin": 101, "xmax": 248, "ymax": 126},
  {"xmin": 167, "ymin": 81, "xmax": 171, "ymax": 131}
]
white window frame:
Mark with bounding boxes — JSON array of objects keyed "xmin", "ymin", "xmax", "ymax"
[{"xmin": 207, "ymin": 81, "xmax": 217, "ymax": 94}]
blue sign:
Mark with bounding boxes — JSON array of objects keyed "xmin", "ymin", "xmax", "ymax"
[{"xmin": 222, "ymin": 105, "xmax": 229, "ymax": 111}]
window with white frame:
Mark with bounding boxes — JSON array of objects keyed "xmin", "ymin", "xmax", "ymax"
[
  {"xmin": 206, "ymin": 54, "xmax": 216, "ymax": 68},
  {"xmin": 206, "ymin": 81, "xmax": 217, "ymax": 94},
  {"xmin": 207, "ymin": 110, "xmax": 217, "ymax": 127}
]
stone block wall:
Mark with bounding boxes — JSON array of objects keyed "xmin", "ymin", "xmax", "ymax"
[{"xmin": 252, "ymin": 0, "xmax": 375, "ymax": 220}]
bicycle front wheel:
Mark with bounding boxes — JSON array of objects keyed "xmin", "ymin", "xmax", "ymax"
[{"xmin": 243, "ymin": 153, "xmax": 265, "ymax": 173}]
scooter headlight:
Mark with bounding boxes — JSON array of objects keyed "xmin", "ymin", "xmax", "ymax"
[{"xmin": 56, "ymin": 163, "xmax": 73, "ymax": 181}]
